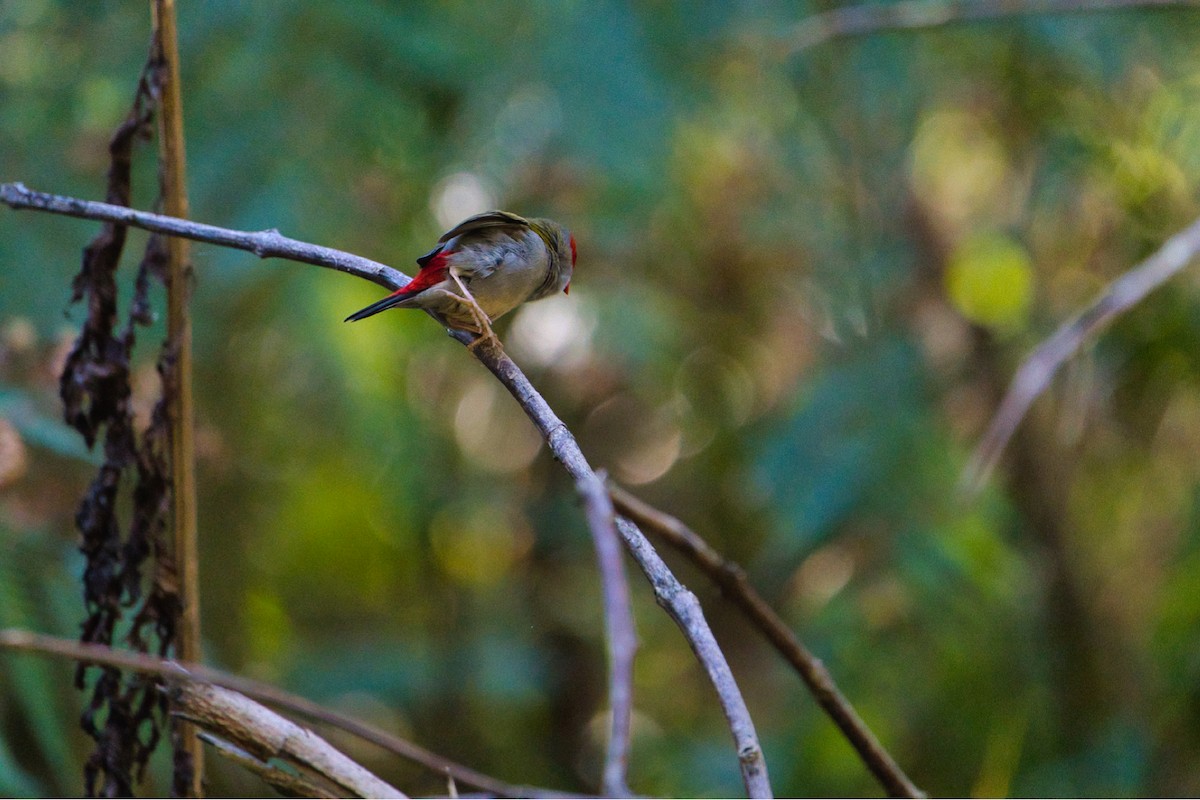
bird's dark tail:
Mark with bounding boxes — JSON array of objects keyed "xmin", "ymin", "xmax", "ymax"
[{"xmin": 344, "ymin": 288, "xmax": 412, "ymax": 322}]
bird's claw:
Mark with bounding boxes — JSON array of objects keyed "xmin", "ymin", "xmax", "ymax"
[
  {"xmin": 450, "ymin": 271, "xmax": 500, "ymax": 349},
  {"xmin": 466, "ymin": 330, "xmax": 501, "ymax": 352}
]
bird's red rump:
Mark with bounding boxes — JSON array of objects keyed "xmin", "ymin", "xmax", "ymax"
[{"xmin": 394, "ymin": 249, "xmax": 451, "ymax": 297}]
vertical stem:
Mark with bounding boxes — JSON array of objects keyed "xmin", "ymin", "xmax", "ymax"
[
  {"xmin": 152, "ymin": 0, "xmax": 203, "ymax": 795},
  {"xmin": 577, "ymin": 472, "xmax": 636, "ymax": 797}
]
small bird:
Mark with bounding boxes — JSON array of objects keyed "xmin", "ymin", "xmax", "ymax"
[{"xmin": 345, "ymin": 211, "xmax": 576, "ymax": 343}]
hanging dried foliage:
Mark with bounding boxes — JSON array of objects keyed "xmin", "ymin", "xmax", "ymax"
[{"xmin": 59, "ymin": 42, "xmax": 188, "ymax": 797}]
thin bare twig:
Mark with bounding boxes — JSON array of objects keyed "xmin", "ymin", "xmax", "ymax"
[
  {"xmin": 0, "ymin": 186, "xmax": 771, "ymax": 798},
  {"xmin": 175, "ymin": 682, "xmax": 405, "ymax": 799},
  {"xmin": 198, "ymin": 732, "xmax": 339, "ymax": 799},
  {"xmin": 0, "ymin": 629, "xmax": 572, "ymax": 799},
  {"xmin": 963, "ymin": 213, "xmax": 1200, "ymax": 490},
  {"xmin": 615, "ymin": 515, "xmax": 773, "ymax": 796},
  {"xmin": 469, "ymin": 337, "xmax": 773, "ymax": 799},
  {"xmin": 149, "ymin": 1, "xmax": 203, "ymax": 792},
  {"xmin": 0, "ymin": 183, "xmax": 408, "ymax": 292},
  {"xmin": 610, "ymin": 485, "xmax": 921, "ymax": 798},
  {"xmin": 576, "ymin": 472, "xmax": 636, "ymax": 798},
  {"xmin": 774, "ymin": 0, "xmax": 1200, "ymax": 56}
]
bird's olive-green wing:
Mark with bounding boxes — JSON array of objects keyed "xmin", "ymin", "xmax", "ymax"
[
  {"xmin": 415, "ymin": 211, "xmax": 533, "ymax": 268},
  {"xmin": 436, "ymin": 211, "xmax": 530, "ymax": 244}
]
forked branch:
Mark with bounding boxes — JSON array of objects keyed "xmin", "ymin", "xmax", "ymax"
[{"xmin": 610, "ymin": 485, "xmax": 921, "ymax": 798}]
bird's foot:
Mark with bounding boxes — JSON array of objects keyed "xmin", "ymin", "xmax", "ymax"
[
  {"xmin": 450, "ymin": 272, "xmax": 501, "ymax": 350},
  {"xmin": 466, "ymin": 330, "xmax": 502, "ymax": 352}
]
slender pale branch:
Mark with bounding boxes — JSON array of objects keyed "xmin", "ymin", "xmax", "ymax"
[
  {"xmin": 610, "ymin": 485, "xmax": 922, "ymax": 798},
  {"xmin": 149, "ymin": 1, "xmax": 203, "ymax": 792},
  {"xmin": 963, "ymin": 213, "xmax": 1200, "ymax": 490},
  {"xmin": 774, "ymin": 0, "xmax": 1200, "ymax": 56},
  {"xmin": 577, "ymin": 472, "xmax": 636, "ymax": 798},
  {"xmin": 0, "ymin": 629, "xmax": 570, "ymax": 799},
  {"xmin": 0, "ymin": 182, "xmax": 409, "ymax": 291},
  {"xmin": 175, "ymin": 682, "xmax": 405, "ymax": 799},
  {"xmin": 0, "ymin": 185, "xmax": 771, "ymax": 798},
  {"xmin": 614, "ymin": 515, "xmax": 773, "ymax": 797},
  {"xmin": 470, "ymin": 336, "xmax": 773, "ymax": 799}
]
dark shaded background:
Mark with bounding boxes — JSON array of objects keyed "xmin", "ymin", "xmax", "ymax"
[{"xmin": 4, "ymin": 1, "xmax": 1200, "ymax": 796}]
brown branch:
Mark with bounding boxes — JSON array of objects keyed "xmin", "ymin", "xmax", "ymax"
[
  {"xmin": 0, "ymin": 183, "xmax": 409, "ymax": 291},
  {"xmin": 963, "ymin": 213, "xmax": 1200, "ymax": 490},
  {"xmin": 0, "ymin": 186, "xmax": 770, "ymax": 798},
  {"xmin": 149, "ymin": 0, "xmax": 203, "ymax": 793},
  {"xmin": 174, "ymin": 682, "xmax": 405, "ymax": 799},
  {"xmin": 610, "ymin": 485, "xmax": 922, "ymax": 798},
  {"xmin": 0, "ymin": 629, "xmax": 573, "ymax": 799},
  {"xmin": 576, "ymin": 472, "xmax": 636, "ymax": 798},
  {"xmin": 774, "ymin": 0, "xmax": 1200, "ymax": 56}
]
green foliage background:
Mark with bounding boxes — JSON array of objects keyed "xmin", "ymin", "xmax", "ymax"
[{"xmin": 4, "ymin": 1, "xmax": 1200, "ymax": 796}]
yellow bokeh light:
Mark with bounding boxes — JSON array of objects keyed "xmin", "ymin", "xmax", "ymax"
[
  {"xmin": 429, "ymin": 503, "xmax": 533, "ymax": 587},
  {"xmin": 945, "ymin": 232, "xmax": 1034, "ymax": 330}
]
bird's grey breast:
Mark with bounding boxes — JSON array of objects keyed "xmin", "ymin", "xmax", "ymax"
[{"xmin": 451, "ymin": 227, "xmax": 550, "ymax": 318}]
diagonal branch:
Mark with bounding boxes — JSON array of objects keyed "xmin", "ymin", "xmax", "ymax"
[
  {"xmin": 0, "ymin": 629, "xmax": 573, "ymax": 799},
  {"xmin": 610, "ymin": 485, "xmax": 921, "ymax": 798},
  {"xmin": 174, "ymin": 682, "xmax": 406, "ymax": 799},
  {"xmin": 0, "ymin": 183, "xmax": 408, "ymax": 291},
  {"xmin": 963, "ymin": 213, "xmax": 1200, "ymax": 490},
  {"xmin": 774, "ymin": 0, "xmax": 1200, "ymax": 56},
  {"xmin": 614, "ymin": 515, "xmax": 772, "ymax": 796},
  {"xmin": 469, "ymin": 337, "xmax": 773, "ymax": 799},
  {"xmin": 197, "ymin": 732, "xmax": 339, "ymax": 799}
]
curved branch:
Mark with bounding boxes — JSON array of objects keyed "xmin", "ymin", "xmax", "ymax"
[
  {"xmin": 469, "ymin": 338, "xmax": 773, "ymax": 799},
  {"xmin": 610, "ymin": 485, "xmax": 921, "ymax": 798},
  {"xmin": 774, "ymin": 0, "xmax": 1200, "ymax": 56},
  {"xmin": 615, "ymin": 515, "xmax": 773, "ymax": 797},
  {"xmin": 0, "ymin": 183, "xmax": 408, "ymax": 291},
  {"xmin": 963, "ymin": 212, "xmax": 1200, "ymax": 490}
]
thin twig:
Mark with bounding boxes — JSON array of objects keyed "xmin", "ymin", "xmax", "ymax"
[
  {"xmin": 148, "ymin": 1, "xmax": 203, "ymax": 792},
  {"xmin": 0, "ymin": 629, "xmax": 573, "ymax": 799},
  {"xmin": 774, "ymin": 0, "xmax": 1200, "ymax": 56},
  {"xmin": 175, "ymin": 682, "xmax": 406, "ymax": 799},
  {"xmin": 468, "ymin": 337, "xmax": 773, "ymax": 799},
  {"xmin": 610, "ymin": 485, "xmax": 922, "ymax": 798},
  {"xmin": 963, "ymin": 213, "xmax": 1200, "ymax": 490},
  {"xmin": 615, "ymin": 515, "xmax": 773, "ymax": 797},
  {"xmin": 576, "ymin": 471, "xmax": 636, "ymax": 798},
  {"xmin": 0, "ymin": 186, "xmax": 771, "ymax": 798},
  {"xmin": 0, "ymin": 183, "xmax": 409, "ymax": 291},
  {"xmin": 198, "ymin": 732, "xmax": 338, "ymax": 799}
]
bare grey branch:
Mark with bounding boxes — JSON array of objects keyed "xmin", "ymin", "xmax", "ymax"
[{"xmin": 964, "ymin": 213, "xmax": 1200, "ymax": 490}]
